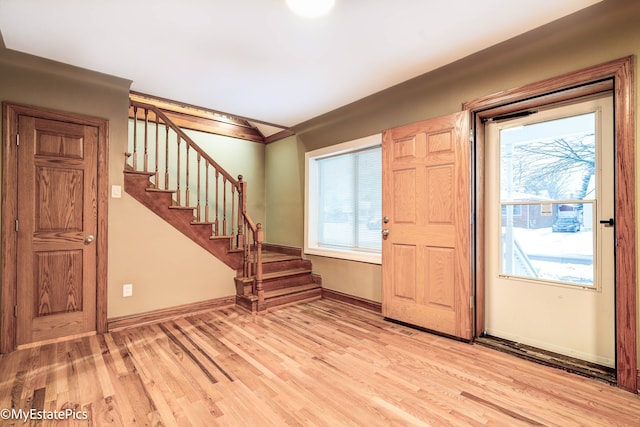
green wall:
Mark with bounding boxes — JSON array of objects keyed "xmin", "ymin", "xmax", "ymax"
[{"xmin": 183, "ymin": 129, "xmax": 266, "ymax": 228}]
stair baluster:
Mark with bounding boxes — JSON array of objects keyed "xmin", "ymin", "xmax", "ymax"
[
  {"xmin": 205, "ymin": 165, "xmax": 210, "ymax": 223},
  {"xmin": 143, "ymin": 108, "xmax": 149, "ymax": 172},
  {"xmin": 154, "ymin": 113, "xmax": 159, "ymax": 186},
  {"xmin": 164, "ymin": 125, "xmax": 170, "ymax": 189},
  {"xmin": 255, "ymin": 224, "xmax": 264, "ymax": 310},
  {"xmin": 222, "ymin": 176, "xmax": 227, "ymax": 235},
  {"xmin": 132, "ymin": 105, "xmax": 138, "ymax": 169}
]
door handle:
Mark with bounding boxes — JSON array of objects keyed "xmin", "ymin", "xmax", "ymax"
[
  {"xmin": 381, "ymin": 229, "xmax": 389, "ymax": 238},
  {"xmin": 84, "ymin": 234, "xmax": 95, "ymax": 244},
  {"xmin": 599, "ymin": 218, "xmax": 614, "ymax": 227}
]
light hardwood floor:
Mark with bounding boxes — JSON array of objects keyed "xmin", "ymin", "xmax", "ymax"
[{"xmin": 1, "ymin": 299, "xmax": 639, "ymax": 426}]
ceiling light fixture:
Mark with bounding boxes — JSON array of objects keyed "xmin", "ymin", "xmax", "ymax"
[{"xmin": 286, "ymin": 0, "xmax": 335, "ymax": 18}]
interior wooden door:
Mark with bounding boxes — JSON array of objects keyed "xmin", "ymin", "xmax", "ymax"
[
  {"xmin": 382, "ymin": 111, "xmax": 472, "ymax": 340},
  {"xmin": 16, "ymin": 115, "xmax": 98, "ymax": 345}
]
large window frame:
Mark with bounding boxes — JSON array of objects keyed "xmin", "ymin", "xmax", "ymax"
[{"xmin": 305, "ymin": 134, "xmax": 382, "ymax": 264}]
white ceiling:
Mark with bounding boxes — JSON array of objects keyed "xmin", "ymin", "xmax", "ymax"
[{"xmin": 0, "ymin": 0, "xmax": 601, "ymax": 128}]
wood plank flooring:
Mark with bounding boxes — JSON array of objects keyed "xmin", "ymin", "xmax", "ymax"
[{"xmin": 1, "ymin": 299, "xmax": 639, "ymax": 426}]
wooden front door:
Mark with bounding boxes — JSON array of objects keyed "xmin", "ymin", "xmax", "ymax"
[
  {"xmin": 382, "ymin": 111, "xmax": 472, "ymax": 340},
  {"xmin": 8, "ymin": 110, "xmax": 103, "ymax": 347}
]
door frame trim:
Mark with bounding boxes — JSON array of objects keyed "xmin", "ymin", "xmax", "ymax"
[
  {"xmin": 463, "ymin": 56, "xmax": 637, "ymax": 393},
  {"xmin": 1, "ymin": 103, "xmax": 109, "ymax": 353}
]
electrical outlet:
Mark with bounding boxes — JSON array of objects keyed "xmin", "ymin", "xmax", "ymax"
[{"xmin": 122, "ymin": 283, "xmax": 133, "ymax": 297}]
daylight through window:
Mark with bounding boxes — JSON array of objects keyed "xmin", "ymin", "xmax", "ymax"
[{"xmin": 305, "ymin": 135, "xmax": 382, "ymax": 264}]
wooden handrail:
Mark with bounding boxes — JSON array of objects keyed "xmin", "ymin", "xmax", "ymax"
[
  {"xmin": 130, "ymin": 100, "xmax": 239, "ymax": 186},
  {"xmin": 128, "ymin": 100, "xmax": 263, "ymax": 299}
]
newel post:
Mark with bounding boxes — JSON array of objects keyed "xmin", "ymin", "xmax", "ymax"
[
  {"xmin": 237, "ymin": 175, "xmax": 246, "ymax": 250},
  {"xmin": 256, "ymin": 223, "xmax": 264, "ymax": 309}
]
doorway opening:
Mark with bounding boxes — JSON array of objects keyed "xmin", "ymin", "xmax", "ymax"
[
  {"xmin": 484, "ymin": 94, "xmax": 615, "ymax": 378},
  {"xmin": 463, "ymin": 57, "xmax": 636, "ymax": 393}
]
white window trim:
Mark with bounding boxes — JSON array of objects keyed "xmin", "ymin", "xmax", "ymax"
[{"xmin": 305, "ymin": 134, "xmax": 382, "ymax": 264}]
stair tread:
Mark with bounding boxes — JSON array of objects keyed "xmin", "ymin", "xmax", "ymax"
[
  {"xmin": 210, "ymin": 234, "xmax": 233, "ymax": 240},
  {"xmin": 191, "ymin": 221, "xmax": 215, "ymax": 225},
  {"xmin": 265, "ymin": 283, "xmax": 321, "ymax": 298},
  {"xmin": 262, "ymin": 268, "xmax": 312, "ymax": 280},
  {"xmin": 168, "ymin": 205, "xmax": 196, "ymax": 210},
  {"xmin": 146, "ymin": 188, "xmax": 175, "ymax": 194},
  {"xmin": 260, "ymin": 252, "xmax": 301, "ymax": 263},
  {"xmin": 124, "ymin": 170, "xmax": 155, "ymax": 176}
]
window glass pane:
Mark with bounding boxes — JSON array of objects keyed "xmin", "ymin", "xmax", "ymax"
[
  {"xmin": 356, "ymin": 148, "xmax": 381, "ymax": 250},
  {"xmin": 316, "ymin": 146, "xmax": 381, "ymax": 252},
  {"xmin": 318, "ymin": 155, "xmax": 354, "ymax": 247},
  {"xmin": 500, "ymin": 202, "xmax": 594, "ymax": 286},
  {"xmin": 500, "ymin": 113, "xmax": 596, "ymax": 202}
]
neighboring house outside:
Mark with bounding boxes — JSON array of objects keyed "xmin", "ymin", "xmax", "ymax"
[{"xmin": 500, "ymin": 191, "xmax": 554, "ymax": 230}]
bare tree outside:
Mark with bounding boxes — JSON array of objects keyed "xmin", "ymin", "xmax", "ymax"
[
  {"xmin": 510, "ymin": 133, "xmax": 595, "ymax": 200},
  {"xmin": 498, "ymin": 112, "xmax": 597, "ymax": 286}
]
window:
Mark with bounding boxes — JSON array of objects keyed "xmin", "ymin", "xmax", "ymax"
[
  {"xmin": 489, "ymin": 104, "xmax": 608, "ymax": 288},
  {"xmin": 305, "ymin": 134, "xmax": 382, "ymax": 264},
  {"xmin": 501, "ymin": 204, "xmax": 522, "ymax": 216}
]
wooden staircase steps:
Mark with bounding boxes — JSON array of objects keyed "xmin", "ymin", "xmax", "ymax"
[
  {"xmin": 124, "ymin": 170, "xmax": 243, "ymax": 269},
  {"xmin": 235, "ymin": 246, "xmax": 322, "ymax": 313},
  {"xmin": 125, "ymin": 171, "xmax": 322, "ymax": 314},
  {"xmin": 126, "ymin": 101, "xmax": 322, "ymax": 315}
]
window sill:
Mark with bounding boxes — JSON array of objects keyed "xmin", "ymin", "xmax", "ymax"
[{"xmin": 304, "ymin": 246, "xmax": 381, "ymax": 265}]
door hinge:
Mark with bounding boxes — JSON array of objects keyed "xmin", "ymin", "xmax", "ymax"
[
  {"xmin": 469, "ymin": 130, "xmax": 473, "ymax": 143},
  {"xmin": 15, "ymin": 219, "xmax": 18, "ymax": 232},
  {"xmin": 14, "ymin": 305, "xmax": 17, "ymax": 317},
  {"xmin": 470, "ymin": 296, "xmax": 474, "ymax": 308},
  {"xmin": 16, "ymin": 134, "xmax": 19, "ymax": 146}
]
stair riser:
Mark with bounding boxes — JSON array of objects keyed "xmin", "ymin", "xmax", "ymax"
[
  {"xmin": 238, "ymin": 272, "xmax": 317, "ymax": 293},
  {"xmin": 262, "ymin": 273, "xmax": 315, "ymax": 291},
  {"xmin": 189, "ymin": 223, "xmax": 215, "ymax": 235},
  {"xmin": 124, "ymin": 172, "xmax": 242, "ymax": 269},
  {"xmin": 234, "ymin": 278, "xmax": 252, "ymax": 296},
  {"xmin": 261, "ymin": 259, "xmax": 312, "ymax": 274},
  {"xmin": 262, "ymin": 244, "xmax": 302, "ymax": 257},
  {"xmin": 236, "ymin": 295, "xmax": 257, "ymax": 313},
  {"xmin": 264, "ymin": 289, "xmax": 322, "ymax": 310}
]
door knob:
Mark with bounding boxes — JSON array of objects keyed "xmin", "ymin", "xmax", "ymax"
[
  {"xmin": 84, "ymin": 235, "xmax": 95, "ymax": 244},
  {"xmin": 381, "ymin": 229, "xmax": 389, "ymax": 237}
]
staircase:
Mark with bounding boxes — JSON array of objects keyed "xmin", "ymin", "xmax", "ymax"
[
  {"xmin": 124, "ymin": 169, "xmax": 244, "ymax": 268},
  {"xmin": 235, "ymin": 245, "xmax": 322, "ymax": 313},
  {"xmin": 125, "ymin": 100, "xmax": 321, "ymax": 313}
]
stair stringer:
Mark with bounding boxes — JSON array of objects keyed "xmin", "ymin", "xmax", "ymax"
[{"xmin": 124, "ymin": 170, "xmax": 243, "ymax": 270}]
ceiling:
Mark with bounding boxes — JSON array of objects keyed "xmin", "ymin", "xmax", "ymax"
[{"xmin": 0, "ymin": 0, "xmax": 602, "ymax": 130}]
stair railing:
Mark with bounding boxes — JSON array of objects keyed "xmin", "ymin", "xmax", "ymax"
[{"xmin": 127, "ymin": 100, "xmax": 263, "ymax": 289}]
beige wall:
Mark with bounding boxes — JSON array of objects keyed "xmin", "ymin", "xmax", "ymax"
[
  {"xmin": 264, "ymin": 0, "xmax": 640, "ymax": 365},
  {"xmin": 0, "ymin": 46, "xmax": 241, "ymax": 321},
  {"xmin": 108, "ymin": 195, "xmax": 235, "ymax": 318}
]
